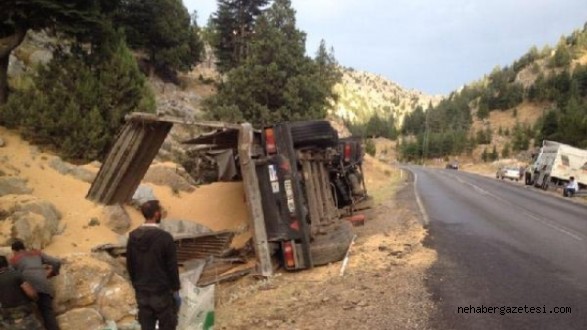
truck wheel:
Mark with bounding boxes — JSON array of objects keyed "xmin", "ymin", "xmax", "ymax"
[
  {"xmin": 310, "ymin": 221, "xmax": 354, "ymax": 266},
  {"xmin": 541, "ymin": 176, "xmax": 550, "ymax": 190},
  {"xmin": 290, "ymin": 121, "xmax": 338, "ymax": 148}
]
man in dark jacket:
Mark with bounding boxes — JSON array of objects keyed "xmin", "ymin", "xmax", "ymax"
[
  {"xmin": 0, "ymin": 255, "xmax": 43, "ymax": 329},
  {"xmin": 10, "ymin": 240, "xmax": 61, "ymax": 330},
  {"xmin": 127, "ymin": 200, "xmax": 180, "ymax": 330}
]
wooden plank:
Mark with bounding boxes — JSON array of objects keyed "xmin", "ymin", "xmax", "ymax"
[
  {"xmin": 301, "ymin": 159, "xmax": 320, "ymax": 236},
  {"xmin": 319, "ymin": 162, "xmax": 338, "ymax": 222},
  {"xmin": 87, "ymin": 122, "xmax": 136, "ymax": 202},
  {"xmin": 87, "ymin": 119, "xmax": 172, "ymax": 205},
  {"xmin": 238, "ymin": 123, "xmax": 273, "ymax": 277},
  {"xmin": 311, "ymin": 161, "xmax": 326, "ymax": 222},
  {"xmin": 103, "ymin": 123, "xmax": 147, "ymax": 204}
]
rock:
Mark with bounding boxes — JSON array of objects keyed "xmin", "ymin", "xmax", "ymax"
[
  {"xmin": 97, "ymin": 273, "xmax": 136, "ymax": 322},
  {"xmin": 160, "ymin": 219, "xmax": 212, "ymax": 236},
  {"xmin": 131, "ymin": 185, "xmax": 157, "ymax": 208},
  {"xmin": 29, "ymin": 49, "xmax": 53, "ymax": 66},
  {"xmin": 103, "ymin": 204, "xmax": 131, "ymax": 234},
  {"xmin": 8, "ymin": 54, "xmax": 26, "ymax": 77},
  {"xmin": 49, "ymin": 158, "xmax": 70, "ymax": 175},
  {"xmin": 0, "ymin": 177, "xmax": 33, "ymax": 196},
  {"xmin": 53, "ymin": 254, "xmax": 139, "ymax": 329},
  {"xmin": 56, "ymin": 307, "xmax": 105, "ymax": 330},
  {"xmin": 0, "ymin": 246, "xmax": 11, "ymax": 257},
  {"xmin": 70, "ymin": 167, "xmax": 97, "ymax": 183},
  {"xmin": 49, "ymin": 158, "xmax": 96, "ymax": 183},
  {"xmin": 143, "ymin": 166, "xmax": 195, "ymax": 193},
  {"xmin": 53, "ymin": 254, "xmax": 115, "ymax": 313},
  {"xmin": 0, "ymin": 137, "xmax": 5, "ymax": 147},
  {"xmin": 11, "ymin": 212, "xmax": 55, "ymax": 248},
  {"xmin": 15, "ymin": 198, "xmax": 61, "ymax": 229},
  {"xmin": 0, "ymin": 195, "xmax": 61, "ymax": 248}
]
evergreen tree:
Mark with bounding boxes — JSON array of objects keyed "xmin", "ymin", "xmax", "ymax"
[
  {"xmin": 490, "ymin": 145, "xmax": 499, "ymax": 161},
  {"xmin": 512, "ymin": 122, "xmax": 530, "ymax": 151},
  {"xmin": 502, "ymin": 142, "xmax": 511, "ymax": 158},
  {"xmin": 0, "ymin": 0, "xmax": 111, "ymax": 104},
  {"xmin": 115, "ymin": 0, "xmax": 203, "ymax": 76},
  {"xmin": 205, "ymin": 0, "xmax": 340, "ymax": 126},
  {"xmin": 481, "ymin": 148, "xmax": 489, "ymax": 162},
  {"xmin": 0, "ymin": 31, "xmax": 154, "ymax": 161},
  {"xmin": 211, "ymin": 0, "xmax": 270, "ymax": 72}
]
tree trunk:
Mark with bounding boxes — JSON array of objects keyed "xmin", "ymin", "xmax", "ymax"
[
  {"xmin": 0, "ymin": 55, "xmax": 8, "ymax": 104},
  {"xmin": 0, "ymin": 27, "xmax": 28, "ymax": 105}
]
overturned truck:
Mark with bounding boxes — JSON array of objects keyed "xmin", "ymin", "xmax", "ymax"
[{"xmin": 87, "ymin": 113, "xmax": 370, "ymax": 276}]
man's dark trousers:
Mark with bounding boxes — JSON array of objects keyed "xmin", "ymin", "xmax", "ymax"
[
  {"xmin": 38, "ymin": 292, "xmax": 60, "ymax": 330},
  {"xmin": 136, "ymin": 291, "xmax": 178, "ymax": 330}
]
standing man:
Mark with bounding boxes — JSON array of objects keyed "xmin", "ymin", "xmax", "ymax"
[
  {"xmin": 563, "ymin": 176, "xmax": 579, "ymax": 197},
  {"xmin": 10, "ymin": 240, "xmax": 61, "ymax": 330},
  {"xmin": 0, "ymin": 255, "xmax": 43, "ymax": 329},
  {"xmin": 127, "ymin": 200, "xmax": 180, "ymax": 330}
]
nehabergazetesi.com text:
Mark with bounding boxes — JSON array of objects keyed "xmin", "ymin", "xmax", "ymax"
[{"xmin": 457, "ymin": 305, "xmax": 572, "ymax": 315}]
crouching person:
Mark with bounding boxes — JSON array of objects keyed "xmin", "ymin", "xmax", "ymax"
[
  {"xmin": 563, "ymin": 176, "xmax": 579, "ymax": 197},
  {"xmin": 127, "ymin": 200, "xmax": 181, "ymax": 330},
  {"xmin": 10, "ymin": 240, "xmax": 62, "ymax": 330},
  {"xmin": 0, "ymin": 255, "xmax": 44, "ymax": 329}
]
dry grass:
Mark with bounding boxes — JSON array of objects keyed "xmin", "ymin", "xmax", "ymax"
[{"xmin": 215, "ymin": 169, "xmax": 436, "ymax": 330}]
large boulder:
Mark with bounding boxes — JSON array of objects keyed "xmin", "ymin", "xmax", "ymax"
[
  {"xmin": 56, "ymin": 307, "xmax": 105, "ymax": 330},
  {"xmin": 96, "ymin": 273, "xmax": 136, "ymax": 322},
  {"xmin": 53, "ymin": 254, "xmax": 115, "ymax": 312},
  {"xmin": 0, "ymin": 195, "xmax": 61, "ymax": 248},
  {"xmin": 53, "ymin": 254, "xmax": 138, "ymax": 328},
  {"xmin": 0, "ymin": 177, "xmax": 33, "ymax": 196},
  {"xmin": 11, "ymin": 212, "xmax": 55, "ymax": 249},
  {"xmin": 49, "ymin": 158, "xmax": 96, "ymax": 183},
  {"xmin": 103, "ymin": 204, "xmax": 131, "ymax": 234},
  {"xmin": 131, "ymin": 185, "xmax": 157, "ymax": 208}
]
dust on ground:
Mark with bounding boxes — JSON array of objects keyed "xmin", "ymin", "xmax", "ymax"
[{"xmin": 214, "ymin": 160, "xmax": 437, "ymax": 330}]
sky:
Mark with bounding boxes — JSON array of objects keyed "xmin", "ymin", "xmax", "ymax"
[{"xmin": 184, "ymin": 0, "xmax": 587, "ymax": 96}]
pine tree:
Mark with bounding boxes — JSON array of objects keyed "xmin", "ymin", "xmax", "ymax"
[
  {"xmin": 0, "ymin": 0, "xmax": 109, "ymax": 104},
  {"xmin": 502, "ymin": 142, "xmax": 511, "ymax": 158},
  {"xmin": 0, "ymin": 30, "xmax": 154, "ymax": 161},
  {"xmin": 481, "ymin": 148, "xmax": 489, "ymax": 162},
  {"xmin": 205, "ymin": 0, "xmax": 340, "ymax": 126},
  {"xmin": 490, "ymin": 145, "xmax": 499, "ymax": 161},
  {"xmin": 115, "ymin": 0, "xmax": 204, "ymax": 76},
  {"xmin": 211, "ymin": 0, "xmax": 270, "ymax": 73}
]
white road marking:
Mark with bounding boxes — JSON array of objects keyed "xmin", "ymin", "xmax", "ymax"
[{"xmin": 411, "ymin": 170, "xmax": 430, "ymax": 226}]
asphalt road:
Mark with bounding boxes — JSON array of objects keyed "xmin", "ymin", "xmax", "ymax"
[{"xmin": 408, "ymin": 166, "xmax": 587, "ymax": 330}]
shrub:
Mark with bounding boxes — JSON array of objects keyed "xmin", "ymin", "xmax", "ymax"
[
  {"xmin": 365, "ymin": 139, "xmax": 376, "ymax": 157},
  {"xmin": 0, "ymin": 36, "xmax": 154, "ymax": 161}
]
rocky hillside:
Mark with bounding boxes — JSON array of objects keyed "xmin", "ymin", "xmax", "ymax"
[{"xmin": 331, "ymin": 67, "xmax": 442, "ymax": 125}]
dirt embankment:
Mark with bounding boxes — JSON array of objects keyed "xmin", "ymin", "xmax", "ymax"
[{"xmin": 214, "ymin": 162, "xmax": 437, "ymax": 329}]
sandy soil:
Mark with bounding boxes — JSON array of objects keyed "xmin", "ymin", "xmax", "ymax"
[
  {"xmin": 0, "ymin": 127, "xmax": 250, "ymax": 255},
  {"xmin": 214, "ymin": 161, "xmax": 437, "ymax": 329}
]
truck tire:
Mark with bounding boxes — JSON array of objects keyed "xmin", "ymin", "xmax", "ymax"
[
  {"xmin": 290, "ymin": 121, "xmax": 338, "ymax": 148},
  {"xmin": 310, "ymin": 221, "xmax": 354, "ymax": 266},
  {"xmin": 541, "ymin": 175, "xmax": 550, "ymax": 190}
]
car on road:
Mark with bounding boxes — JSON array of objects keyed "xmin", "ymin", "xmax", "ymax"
[
  {"xmin": 445, "ymin": 161, "xmax": 459, "ymax": 170},
  {"xmin": 497, "ymin": 166, "xmax": 520, "ymax": 181}
]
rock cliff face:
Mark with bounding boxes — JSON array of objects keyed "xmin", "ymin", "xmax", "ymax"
[{"xmin": 332, "ymin": 67, "xmax": 442, "ymax": 126}]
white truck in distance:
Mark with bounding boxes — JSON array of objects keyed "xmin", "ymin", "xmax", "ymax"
[{"xmin": 525, "ymin": 140, "xmax": 587, "ymax": 190}]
